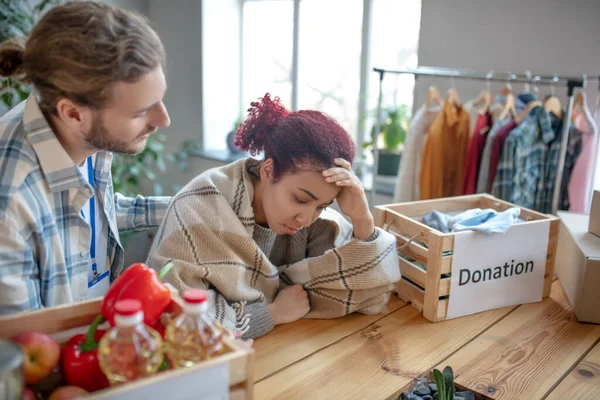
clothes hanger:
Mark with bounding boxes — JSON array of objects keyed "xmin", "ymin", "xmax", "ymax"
[
  {"xmin": 479, "ymin": 92, "xmax": 494, "ymax": 115},
  {"xmin": 444, "ymin": 76, "xmax": 461, "ymax": 107},
  {"xmin": 571, "ymin": 76, "xmax": 589, "ymax": 123},
  {"xmin": 500, "ymin": 74, "xmax": 513, "ymax": 96},
  {"xmin": 499, "ymin": 93, "xmax": 516, "ymax": 120},
  {"xmin": 572, "ymin": 76, "xmax": 588, "ymax": 114},
  {"xmin": 514, "ymin": 75, "xmax": 542, "ymax": 123},
  {"xmin": 532, "ymin": 75, "xmax": 540, "ymax": 95},
  {"xmin": 523, "ymin": 70, "xmax": 532, "ymax": 93},
  {"xmin": 471, "ymin": 71, "xmax": 493, "ymax": 114},
  {"xmin": 425, "ymin": 85, "xmax": 441, "ymax": 108},
  {"xmin": 573, "ymin": 89, "xmax": 586, "ymax": 113},
  {"xmin": 544, "ymin": 74, "xmax": 563, "ymax": 119},
  {"xmin": 544, "ymin": 96, "xmax": 563, "ymax": 120},
  {"xmin": 447, "ymin": 88, "xmax": 461, "ymax": 106},
  {"xmin": 499, "ymin": 74, "xmax": 516, "ymax": 120},
  {"xmin": 478, "ymin": 72, "xmax": 496, "ymax": 115},
  {"xmin": 515, "ymin": 100, "xmax": 542, "ymax": 124}
]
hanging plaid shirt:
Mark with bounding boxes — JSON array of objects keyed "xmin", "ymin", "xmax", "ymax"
[
  {"xmin": 511, "ymin": 107, "xmax": 555, "ymax": 211},
  {"xmin": 540, "ymin": 115, "xmax": 583, "ymax": 213},
  {"xmin": 0, "ymin": 95, "xmax": 170, "ymax": 315},
  {"xmin": 492, "ymin": 107, "xmax": 553, "ymax": 208}
]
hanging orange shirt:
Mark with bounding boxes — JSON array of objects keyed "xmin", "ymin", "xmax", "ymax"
[{"xmin": 419, "ymin": 99, "xmax": 471, "ymax": 199}]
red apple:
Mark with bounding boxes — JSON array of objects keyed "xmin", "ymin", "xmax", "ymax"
[
  {"xmin": 23, "ymin": 387, "xmax": 36, "ymax": 400},
  {"xmin": 12, "ymin": 332, "xmax": 60, "ymax": 384},
  {"xmin": 48, "ymin": 386, "xmax": 88, "ymax": 400}
]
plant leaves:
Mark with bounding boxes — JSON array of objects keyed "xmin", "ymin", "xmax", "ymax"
[
  {"xmin": 366, "ymin": 104, "xmax": 411, "ymax": 152},
  {"xmin": 147, "ymin": 140, "xmax": 164, "ymax": 152},
  {"xmin": 144, "ymin": 170, "xmax": 156, "ymax": 180},
  {"xmin": 129, "ymin": 165, "xmax": 141, "ymax": 176},
  {"xmin": 433, "ymin": 369, "xmax": 447, "ymax": 400},
  {"xmin": 1, "ymin": 0, "xmax": 59, "ymax": 111},
  {"xmin": 156, "ymin": 157, "xmax": 166, "ymax": 172},
  {"xmin": 443, "ymin": 366, "xmax": 455, "ymax": 400}
]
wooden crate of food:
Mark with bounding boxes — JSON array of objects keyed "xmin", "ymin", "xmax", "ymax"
[
  {"xmin": 0, "ymin": 296, "xmax": 254, "ymax": 400},
  {"xmin": 374, "ymin": 193, "xmax": 560, "ymax": 323}
]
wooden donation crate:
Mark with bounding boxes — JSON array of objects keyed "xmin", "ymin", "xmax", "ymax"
[{"xmin": 374, "ymin": 194, "xmax": 559, "ymax": 322}]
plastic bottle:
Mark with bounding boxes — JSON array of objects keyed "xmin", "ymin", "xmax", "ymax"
[
  {"xmin": 98, "ymin": 299, "xmax": 163, "ymax": 385},
  {"xmin": 165, "ymin": 289, "xmax": 224, "ymax": 368}
]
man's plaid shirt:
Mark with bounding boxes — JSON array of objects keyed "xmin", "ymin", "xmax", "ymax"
[{"xmin": 0, "ymin": 95, "xmax": 170, "ymax": 314}]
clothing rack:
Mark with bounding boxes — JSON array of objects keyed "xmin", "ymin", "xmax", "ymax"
[{"xmin": 371, "ymin": 66, "xmax": 596, "ymax": 215}]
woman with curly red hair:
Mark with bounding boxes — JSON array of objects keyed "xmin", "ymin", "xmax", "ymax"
[{"xmin": 147, "ymin": 94, "xmax": 401, "ymax": 339}]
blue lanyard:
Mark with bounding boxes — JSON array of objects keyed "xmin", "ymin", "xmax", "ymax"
[{"xmin": 80, "ymin": 156, "xmax": 97, "ymax": 278}]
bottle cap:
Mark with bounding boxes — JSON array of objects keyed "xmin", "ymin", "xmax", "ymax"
[
  {"xmin": 184, "ymin": 289, "xmax": 208, "ymax": 304},
  {"xmin": 115, "ymin": 299, "xmax": 142, "ymax": 316}
]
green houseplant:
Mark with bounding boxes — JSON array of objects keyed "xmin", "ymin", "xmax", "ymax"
[
  {"xmin": 111, "ymin": 137, "xmax": 195, "ymax": 197},
  {"xmin": 363, "ymin": 104, "xmax": 410, "ymax": 177},
  {"xmin": 0, "ymin": 0, "xmax": 62, "ymax": 112},
  {"xmin": 398, "ymin": 366, "xmax": 480, "ymax": 400},
  {"xmin": 432, "ymin": 366, "xmax": 456, "ymax": 400}
]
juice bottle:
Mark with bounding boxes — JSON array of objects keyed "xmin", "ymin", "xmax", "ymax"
[
  {"xmin": 98, "ymin": 299, "xmax": 163, "ymax": 385},
  {"xmin": 165, "ymin": 289, "xmax": 224, "ymax": 368}
]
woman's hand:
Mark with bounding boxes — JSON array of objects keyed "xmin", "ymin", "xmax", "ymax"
[
  {"xmin": 267, "ymin": 284, "xmax": 310, "ymax": 325},
  {"xmin": 233, "ymin": 330, "xmax": 254, "ymax": 348},
  {"xmin": 323, "ymin": 158, "xmax": 375, "ymax": 240}
]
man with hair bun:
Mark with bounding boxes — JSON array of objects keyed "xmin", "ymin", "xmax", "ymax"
[
  {"xmin": 0, "ymin": 1, "xmax": 171, "ymax": 314},
  {"xmin": 148, "ymin": 93, "xmax": 401, "ymax": 340}
]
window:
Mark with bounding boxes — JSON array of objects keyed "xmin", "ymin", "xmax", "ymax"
[
  {"xmin": 370, "ymin": 0, "xmax": 421, "ymax": 110},
  {"xmin": 242, "ymin": 1, "xmax": 294, "ymax": 112},
  {"xmin": 297, "ymin": 0, "xmax": 363, "ymax": 136},
  {"xmin": 204, "ymin": 0, "xmax": 422, "ymax": 153},
  {"xmin": 202, "ymin": 0, "xmax": 242, "ymax": 151},
  {"xmin": 363, "ymin": 0, "xmax": 421, "ymax": 157}
]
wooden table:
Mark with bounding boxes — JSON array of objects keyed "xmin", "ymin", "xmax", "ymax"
[{"xmin": 252, "ymin": 280, "xmax": 600, "ymax": 400}]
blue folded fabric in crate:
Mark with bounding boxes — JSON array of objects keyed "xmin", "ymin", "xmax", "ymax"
[{"xmin": 423, "ymin": 207, "xmax": 521, "ymax": 234}]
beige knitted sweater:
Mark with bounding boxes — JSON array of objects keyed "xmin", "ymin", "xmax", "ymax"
[{"xmin": 147, "ymin": 158, "xmax": 400, "ymax": 339}]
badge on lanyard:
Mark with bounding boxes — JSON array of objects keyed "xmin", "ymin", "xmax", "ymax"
[{"xmin": 81, "ymin": 156, "xmax": 110, "ymax": 296}]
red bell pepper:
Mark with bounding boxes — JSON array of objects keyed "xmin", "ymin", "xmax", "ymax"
[
  {"xmin": 61, "ymin": 314, "xmax": 109, "ymax": 392},
  {"xmin": 101, "ymin": 262, "xmax": 174, "ymax": 327}
]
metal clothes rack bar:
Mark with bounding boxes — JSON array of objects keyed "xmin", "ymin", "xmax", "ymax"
[{"xmin": 371, "ymin": 66, "xmax": 589, "ymax": 215}]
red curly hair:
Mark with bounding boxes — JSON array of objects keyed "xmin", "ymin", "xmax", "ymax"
[{"xmin": 235, "ymin": 93, "xmax": 356, "ymax": 179}]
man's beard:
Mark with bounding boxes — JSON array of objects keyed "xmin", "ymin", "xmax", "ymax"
[{"xmin": 84, "ymin": 113, "xmax": 153, "ymax": 155}]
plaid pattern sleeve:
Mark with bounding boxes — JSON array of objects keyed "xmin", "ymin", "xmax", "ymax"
[
  {"xmin": 0, "ymin": 219, "xmax": 41, "ymax": 313},
  {"xmin": 537, "ymin": 114, "xmax": 581, "ymax": 213},
  {"xmin": 114, "ymin": 193, "xmax": 171, "ymax": 232},
  {"xmin": 491, "ymin": 132, "xmax": 517, "ymax": 201},
  {"xmin": 512, "ymin": 108, "xmax": 554, "ymax": 211}
]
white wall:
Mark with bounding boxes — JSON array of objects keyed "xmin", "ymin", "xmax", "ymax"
[
  {"xmin": 147, "ymin": 0, "xmax": 204, "ymax": 154},
  {"xmin": 414, "ymin": 0, "xmax": 600, "ymax": 109}
]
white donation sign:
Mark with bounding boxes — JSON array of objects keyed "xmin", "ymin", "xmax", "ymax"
[{"xmin": 445, "ymin": 220, "xmax": 550, "ymax": 320}]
